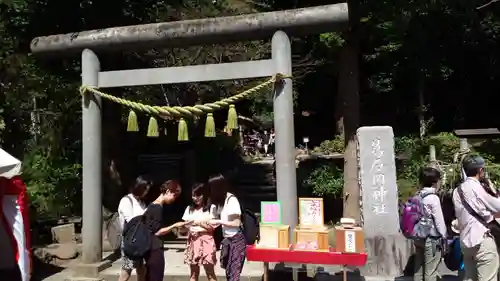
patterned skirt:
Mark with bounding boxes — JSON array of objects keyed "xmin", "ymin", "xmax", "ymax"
[
  {"xmin": 184, "ymin": 232, "xmax": 217, "ymax": 265},
  {"xmin": 121, "ymin": 241, "xmax": 142, "ymax": 270}
]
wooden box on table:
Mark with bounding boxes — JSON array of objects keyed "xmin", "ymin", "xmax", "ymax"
[
  {"xmin": 293, "ymin": 226, "xmax": 329, "ymax": 251},
  {"xmin": 334, "ymin": 225, "xmax": 365, "ymax": 253},
  {"xmin": 256, "ymin": 224, "xmax": 290, "ymax": 249}
]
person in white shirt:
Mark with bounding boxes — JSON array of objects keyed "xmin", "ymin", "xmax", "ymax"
[
  {"xmin": 453, "ymin": 155, "xmax": 500, "ymax": 281},
  {"xmin": 206, "ymin": 175, "xmax": 245, "ymax": 281},
  {"xmin": 413, "ymin": 167, "xmax": 447, "ymax": 281},
  {"xmin": 182, "ymin": 183, "xmax": 217, "ymax": 281},
  {"xmin": 117, "ymin": 176, "xmax": 151, "ymax": 281}
]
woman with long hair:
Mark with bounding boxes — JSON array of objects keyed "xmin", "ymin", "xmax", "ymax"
[
  {"xmin": 206, "ymin": 175, "xmax": 246, "ymax": 281},
  {"xmin": 118, "ymin": 175, "xmax": 152, "ymax": 281},
  {"xmin": 182, "ymin": 183, "xmax": 217, "ymax": 281}
]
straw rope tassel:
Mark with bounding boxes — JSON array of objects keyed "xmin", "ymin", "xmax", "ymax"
[
  {"xmin": 147, "ymin": 117, "xmax": 159, "ymax": 137},
  {"xmin": 227, "ymin": 104, "xmax": 238, "ymax": 130},
  {"xmin": 127, "ymin": 110, "xmax": 139, "ymax": 132},
  {"xmin": 79, "ymin": 75, "xmax": 288, "ymax": 121},
  {"xmin": 79, "ymin": 74, "xmax": 292, "ymax": 139},
  {"xmin": 178, "ymin": 118, "xmax": 189, "ymax": 141},
  {"xmin": 205, "ymin": 113, "xmax": 216, "ymax": 137}
]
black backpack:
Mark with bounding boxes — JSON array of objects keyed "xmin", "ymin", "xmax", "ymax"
[
  {"xmin": 241, "ymin": 208, "xmax": 259, "ymax": 245},
  {"xmin": 227, "ymin": 195, "xmax": 260, "ymax": 245},
  {"xmin": 122, "ymin": 215, "xmax": 152, "ymax": 260}
]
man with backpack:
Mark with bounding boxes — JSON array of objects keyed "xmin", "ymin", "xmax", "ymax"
[
  {"xmin": 401, "ymin": 167, "xmax": 446, "ymax": 281},
  {"xmin": 453, "ymin": 155, "xmax": 500, "ymax": 281}
]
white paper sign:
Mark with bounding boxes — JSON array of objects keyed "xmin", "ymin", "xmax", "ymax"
[
  {"xmin": 344, "ymin": 230, "xmax": 356, "ymax": 253},
  {"xmin": 299, "ymin": 198, "xmax": 323, "ymax": 226}
]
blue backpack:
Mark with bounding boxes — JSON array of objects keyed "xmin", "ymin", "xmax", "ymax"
[{"xmin": 444, "ymin": 238, "xmax": 464, "ymax": 271}]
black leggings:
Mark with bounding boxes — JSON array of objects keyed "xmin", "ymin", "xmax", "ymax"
[{"xmin": 146, "ymin": 248, "xmax": 165, "ymax": 281}]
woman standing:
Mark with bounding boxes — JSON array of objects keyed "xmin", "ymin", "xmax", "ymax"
[
  {"xmin": 207, "ymin": 175, "xmax": 246, "ymax": 281},
  {"xmin": 118, "ymin": 175, "xmax": 152, "ymax": 281},
  {"xmin": 182, "ymin": 183, "xmax": 217, "ymax": 281},
  {"xmin": 413, "ymin": 167, "xmax": 446, "ymax": 281},
  {"xmin": 144, "ymin": 180, "xmax": 189, "ymax": 281}
]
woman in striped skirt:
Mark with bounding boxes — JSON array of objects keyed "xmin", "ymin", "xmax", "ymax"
[{"xmin": 206, "ymin": 175, "xmax": 246, "ymax": 281}]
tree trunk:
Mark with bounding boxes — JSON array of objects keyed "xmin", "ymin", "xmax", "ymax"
[
  {"xmin": 340, "ymin": 0, "xmax": 361, "ymax": 221},
  {"xmin": 339, "ymin": 43, "xmax": 361, "ymax": 221},
  {"xmin": 417, "ymin": 74, "xmax": 427, "ymax": 140}
]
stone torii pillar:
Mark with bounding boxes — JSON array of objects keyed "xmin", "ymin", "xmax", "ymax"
[{"xmin": 30, "ymin": 4, "xmax": 348, "ymax": 278}]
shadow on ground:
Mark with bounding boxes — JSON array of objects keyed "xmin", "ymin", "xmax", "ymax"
[
  {"xmin": 31, "ymin": 255, "xmax": 65, "ymax": 281},
  {"xmin": 268, "ymin": 270, "xmax": 460, "ymax": 281}
]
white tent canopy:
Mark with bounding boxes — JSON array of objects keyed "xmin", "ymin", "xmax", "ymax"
[{"xmin": 0, "ymin": 148, "xmax": 21, "ymax": 179}]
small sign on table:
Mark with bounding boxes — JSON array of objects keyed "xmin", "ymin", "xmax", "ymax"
[
  {"xmin": 261, "ymin": 201, "xmax": 282, "ymax": 224},
  {"xmin": 334, "ymin": 225, "xmax": 365, "ymax": 253},
  {"xmin": 257, "ymin": 201, "xmax": 289, "ymax": 249}
]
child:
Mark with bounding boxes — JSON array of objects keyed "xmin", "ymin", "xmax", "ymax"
[{"xmin": 182, "ymin": 183, "xmax": 218, "ymax": 281}]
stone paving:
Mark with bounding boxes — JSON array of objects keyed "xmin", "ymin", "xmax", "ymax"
[
  {"xmin": 100, "ymin": 244, "xmax": 264, "ymax": 281},
  {"xmin": 36, "ymin": 244, "xmax": 459, "ymax": 281}
]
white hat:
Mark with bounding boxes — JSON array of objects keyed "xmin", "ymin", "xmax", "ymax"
[{"xmin": 451, "ymin": 219, "xmax": 460, "ymax": 234}]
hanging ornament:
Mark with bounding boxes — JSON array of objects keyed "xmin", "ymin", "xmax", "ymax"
[
  {"xmin": 205, "ymin": 113, "xmax": 216, "ymax": 138},
  {"xmin": 147, "ymin": 117, "xmax": 159, "ymax": 137},
  {"xmin": 178, "ymin": 118, "xmax": 189, "ymax": 141},
  {"xmin": 127, "ymin": 110, "xmax": 139, "ymax": 132}
]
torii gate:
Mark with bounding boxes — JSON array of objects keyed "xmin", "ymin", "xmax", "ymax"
[{"xmin": 30, "ymin": 4, "xmax": 349, "ymax": 278}]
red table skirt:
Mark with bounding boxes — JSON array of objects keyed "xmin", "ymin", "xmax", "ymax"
[{"xmin": 246, "ymin": 245, "xmax": 367, "ymax": 266}]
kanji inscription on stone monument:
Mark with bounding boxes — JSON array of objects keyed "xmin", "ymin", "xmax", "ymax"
[{"xmin": 357, "ymin": 126, "xmax": 399, "ymax": 237}]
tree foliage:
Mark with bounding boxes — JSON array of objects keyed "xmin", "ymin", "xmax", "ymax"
[{"xmin": 2, "ymin": 0, "xmax": 500, "ymax": 218}]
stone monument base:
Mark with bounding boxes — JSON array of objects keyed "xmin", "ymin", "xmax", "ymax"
[
  {"xmin": 71, "ymin": 260, "xmax": 112, "ymax": 279},
  {"xmin": 361, "ymin": 234, "xmax": 414, "ymax": 277}
]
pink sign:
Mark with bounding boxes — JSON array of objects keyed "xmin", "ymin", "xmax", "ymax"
[{"xmin": 261, "ymin": 202, "xmax": 282, "ymax": 224}]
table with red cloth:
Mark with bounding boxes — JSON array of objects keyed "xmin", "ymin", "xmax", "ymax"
[{"xmin": 246, "ymin": 245, "xmax": 368, "ymax": 281}]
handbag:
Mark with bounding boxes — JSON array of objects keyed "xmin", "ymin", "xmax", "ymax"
[
  {"xmin": 443, "ymin": 238, "xmax": 463, "ymax": 271},
  {"xmin": 457, "ymin": 186, "xmax": 500, "ymax": 246},
  {"xmin": 106, "ymin": 195, "xmax": 133, "ymax": 251}
]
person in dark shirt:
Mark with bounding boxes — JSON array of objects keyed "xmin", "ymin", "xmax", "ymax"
[
  {"xmin": 269, "ymin": 128, "xmax": 275, "ymax": 156},
  {"xmin": 262, "ymin": 130, "xmax": 270, "ymax": 156},
  {"xmin": 143, "ymin": 180, "xmax": 189, "ymax": 281}
]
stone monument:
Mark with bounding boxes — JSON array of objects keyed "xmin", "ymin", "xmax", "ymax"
[{"xmin": 357, "ymin": 126, "xmax": 413, "ymax": 276}]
